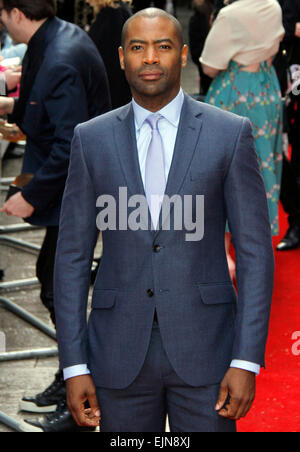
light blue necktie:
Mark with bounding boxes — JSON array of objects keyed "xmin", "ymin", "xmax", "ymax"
[{"xmin": 145, "ymin": 114, "xmax": 166, "ymax": 229}]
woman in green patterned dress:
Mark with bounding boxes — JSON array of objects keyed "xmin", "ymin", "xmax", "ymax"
[{"xmin": 200, "ymin": 0, "xmax": 285, "ymax": 279}]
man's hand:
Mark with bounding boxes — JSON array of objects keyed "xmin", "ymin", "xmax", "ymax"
[
  {"xmin": 0, "ymin": 121, "xmax": 24, "ymax": 141},
  {"xmin": 4, "ymin": 69, "xmax": 22, "ymax": 91},
  {"xmin": 0, "ymin": 96, "xmax": 14, "ymax": 115},
  {"xmin": 215, "ymin": 368, "xmax": 256, "ymax": 421},
  {"xmin": 0, "ymin": 192, "xmax": 34, "ymax": 218},
  {"xmin": 66, "ymin": 375, "xmax": 101, "ymax": 428}
]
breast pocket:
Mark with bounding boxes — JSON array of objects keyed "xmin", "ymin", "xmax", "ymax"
[{"xmin": 197, "ymin": 282, "xmax": 237, "ymax": 305}]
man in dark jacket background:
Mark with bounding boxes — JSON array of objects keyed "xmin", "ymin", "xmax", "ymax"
[{"xmin": 0, "ymin": 0, "xmax": 111, "ymax": 432}]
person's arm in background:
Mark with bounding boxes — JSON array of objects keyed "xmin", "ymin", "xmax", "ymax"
[
  {"xmin": 200, "ymin": 9, "xmax": 233, "ymax": 79},
  {"xmin": 1, "ymin": 64, "xmax": 94, "ymax": 218},
  {"xmin": 18, "ymin": 64, "xmax": 91, "ymax": 214},
  {"xmin": 0, "ymin": 94, "xmax": 14, "ymax": 114}
]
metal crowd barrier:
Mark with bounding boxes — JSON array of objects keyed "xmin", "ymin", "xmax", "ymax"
[
  {"xmin": 0, "ymin": 162, "xmax": 98, "ymax": 432},
  {"xmin": 0, "ymin": 161, "xmax": 58, "ymax": 432}
]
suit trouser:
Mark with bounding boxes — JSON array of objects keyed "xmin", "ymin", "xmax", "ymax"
[
  {"xmin": 96, "ymin": 322, "xmax": 236, "ymax": 432},
  {"xmin": 36, "ymin": 226, "xmax": 59, "ymax": 326}
]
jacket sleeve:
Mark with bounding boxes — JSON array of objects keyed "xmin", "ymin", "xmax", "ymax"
[
  {"xmin": 54, "ymin": 125, "xmax": 99, "ymax": 369},
  {"xmin": 224, "ymin": 117, "xmax": 275, "ymax": 367},
  {"xmin": 21, "ymin": 64, "xmax": 91, "ymax": 212}
]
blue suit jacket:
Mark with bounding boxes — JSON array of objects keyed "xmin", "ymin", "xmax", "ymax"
[
  {"xmin": 54, "ymin": 94, "xmax": 274, "ymax": 389},
  {"xmin": 15, "ymin": 17, "xmax": 111, "ymax": 226}
]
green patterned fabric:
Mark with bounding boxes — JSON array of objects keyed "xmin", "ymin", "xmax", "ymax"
[{"xmin": 206, "ymin": 60, "xmax": 283, "ymax": 236}]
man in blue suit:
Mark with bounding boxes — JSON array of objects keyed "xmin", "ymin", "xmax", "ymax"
[
  {"xmin": 0, "ymin": 0, "xmax": 111, "ymax": 431},
  {"xmin": 54, "ymin": 8, "xmax": 274, "ymax": 432}
]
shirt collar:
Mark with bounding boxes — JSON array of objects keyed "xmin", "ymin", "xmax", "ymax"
[{"xmin": 132, "ymin": 88, "xmax": 184, "ymax": 131}]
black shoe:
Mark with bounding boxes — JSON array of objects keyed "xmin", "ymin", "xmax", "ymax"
[
  {"xmin": 19, "ymin": 370, "xmax": 66, "ymax": 413},
  {"xmin": 277, "ymin": 224, "xmax": 300, "ymax": 251},
  {"xmin": 22, "ymin": 399, "xmax": 96, "ymax": 432}
]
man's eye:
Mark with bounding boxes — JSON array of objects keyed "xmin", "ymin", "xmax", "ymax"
[
  {"xmin": 160, "ymin": 45, "xmax": 171, "ymax": 50},
  {"xmin": 132, "ymin": 45, "xmax": 142, "ymax": 51}
]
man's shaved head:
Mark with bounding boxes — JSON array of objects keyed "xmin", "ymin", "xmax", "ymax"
[{"xmin": 121, "ymin": 7, "xmax": 184, "ymax": 48}]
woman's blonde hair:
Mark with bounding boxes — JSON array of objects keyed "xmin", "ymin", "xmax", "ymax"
[{"xmin": 88, "ymin": 0, "xmax": 132, "ymax": 14}]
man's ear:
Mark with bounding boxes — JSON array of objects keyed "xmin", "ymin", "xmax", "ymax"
[
  {"xmin": 181, "ymin": 44, "xmax": 188, "ymax": 69},
  {"xmin": 11, "ymin": 7, "xmax": 24, "ymax": 24},
  {"xmin": 118, "ymin": 46, "xmax": 125, "ymax": 71}
]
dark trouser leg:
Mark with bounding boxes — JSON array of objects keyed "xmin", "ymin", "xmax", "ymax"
[
  {"xmin": 96, "ymin": 322, "xmax": 236, "ymax": 432},
  {"xmin": 166, "ymin": 380, "xmax": 236, "ymax": 433},
  {"xmin": 96, "ymin": 323, "xmax": 167, "ymax": 432},
  {"xmin": 36, "ymin": 226, "xmax": 59, "ymax": 326}
]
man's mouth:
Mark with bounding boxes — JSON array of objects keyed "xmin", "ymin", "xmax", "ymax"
[{"xmin": 139, "ymin": 71, "xmax": 163, "ymax": 81}]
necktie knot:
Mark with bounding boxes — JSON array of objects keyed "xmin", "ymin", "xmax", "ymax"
[{"xmin": 146, "ymin": 114, "xmax": 162, "ymax": 131}]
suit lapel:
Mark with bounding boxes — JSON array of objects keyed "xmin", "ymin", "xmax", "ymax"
[
  {"xmin": 114, "ymin": 103, "xmax": 145, "ymax": 198},
  {"xmin": 155, "ymin": 94, "xmax": 203, "ymax": 236},
  {"xmin": 114, "ymin": 104, "xmax": 151, "ymax": 230}
]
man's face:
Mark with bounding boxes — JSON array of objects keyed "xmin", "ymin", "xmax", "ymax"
[{"xmin": 119, "ymin": 16, "xmax": 188, "ymax": 102}]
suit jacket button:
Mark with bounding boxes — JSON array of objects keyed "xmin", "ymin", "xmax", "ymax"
[
  {"xmin": 147, "ymin": 289, "xmax": 154, "ymax": 297},
  {"xmin": 153, "ymin": 245, "xmax": 161, "ymax": 253}
]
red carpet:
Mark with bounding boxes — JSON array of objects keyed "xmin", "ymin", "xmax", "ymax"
[{"xmin": 237, "ymin": 204, "xmax": 300, "ymax": 432}]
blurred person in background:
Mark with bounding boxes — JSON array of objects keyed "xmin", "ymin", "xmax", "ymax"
[
  {"xmin": 201, "ymin": 0, "xmax": 284, "ymax": 279},
  {"xmin": 132, "ymin": 1, "xmax": 176, "ymax": 15},
  {"xmin": 0, "ymin": 23, "xmax": 22, "ymax": 97},
  {"xmin": 213, "ymin": 0, "xmax": 224, "ymax": 16},
  {"xmin": 132, "ymin": 1, "xmax": 166, "ymax": 12},
  {"xmin": 0, "ymin": 0, "xmax": 111, "ymax": 432},
  {"xmin": 189, "ymin": 0, "xmax": 215, "ymax": 96},
  {"xmin": 56, "ymin": 0, "xmax": 95, "ymax": 28},
  {"xmin": 0, "ymin": 22, "xmax": 26, "ymax": 59},
  {"xmin": 56, "ymin": 0, "xmax": 76, "ymax": 23},
  {"xmin": 87, "ymin": 0, "xmax": 132, "ymax": 109},
  {"xmin": 85, "ymin": 0, "xmax": 132, "ymax": 283},
  {"xmin": 275, "ymin": 0, "xmax": 300, "ymax": 251}
]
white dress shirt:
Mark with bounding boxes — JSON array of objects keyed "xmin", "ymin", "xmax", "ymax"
[{"xmin": 63, "ymin": 89, "xmax": 260, "ymax": 380}]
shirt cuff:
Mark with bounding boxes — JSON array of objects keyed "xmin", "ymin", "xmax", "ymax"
[
  {"xmin": 63, "ymin": 364, "xmax": 91, "ymax": 381},
  {"xmin": 230, "ymin": 360, "xmax": 260, "ymax": 375}
]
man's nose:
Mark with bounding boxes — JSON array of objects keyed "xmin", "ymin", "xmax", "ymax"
[{"xmin": 143, "ymin": 47, "xmax": 159, "ymax": 65}]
